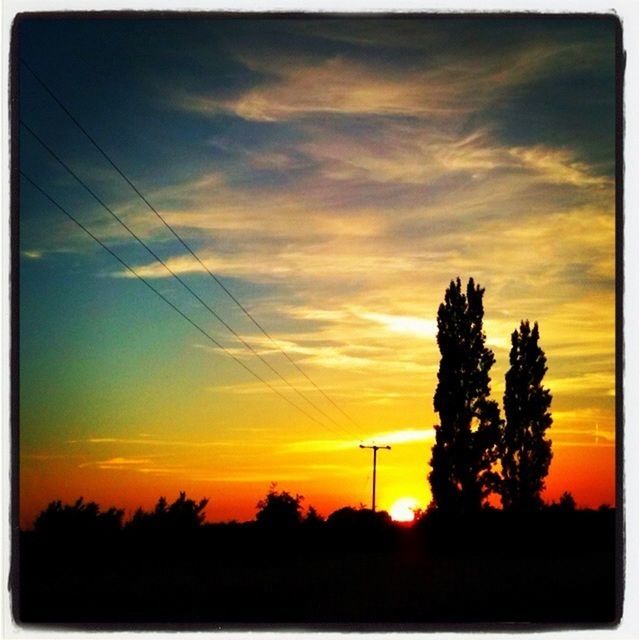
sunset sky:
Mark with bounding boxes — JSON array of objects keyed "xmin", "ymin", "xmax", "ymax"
[{"xmin": 18, "ymin": 16, "xmax": 618, "ymax": 528}]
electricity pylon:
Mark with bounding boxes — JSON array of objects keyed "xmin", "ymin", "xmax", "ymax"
[{"xmin": 359, "ymin": 444, "xmax": 391, "ymax": 512}]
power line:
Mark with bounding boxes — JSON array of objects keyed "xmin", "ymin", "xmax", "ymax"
[
  {"xmin": 20, "ymin": 170, "xmax": 349, "ymax": 436},
  {"xmin": 20, "ymin": 57, "xmax": 363, "ymax": 437},
  {"xmin": 21, "ymin": 119, "xmax": 357, "ymax": 442},
  {"xmin": 21, "ymin": 124, "xmax": 358, "ymax": 442}
]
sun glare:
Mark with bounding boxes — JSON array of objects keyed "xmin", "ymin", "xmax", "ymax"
[{"xmin": 389, "ymin": 497, "xmax": 419, "ymax": 522}]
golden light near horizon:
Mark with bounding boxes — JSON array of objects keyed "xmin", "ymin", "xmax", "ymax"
[{"xmin": 389, "ymin": 497, "xmax": 420, "ymax": 522}]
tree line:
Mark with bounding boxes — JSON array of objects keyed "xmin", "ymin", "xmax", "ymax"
[
  {"xmin": 30, "ymin": 485, "xmax": 399, "ymax": 538},
  {"xmin": 429, "ymin": 277, "xmax": 554, "ymax": 513}
]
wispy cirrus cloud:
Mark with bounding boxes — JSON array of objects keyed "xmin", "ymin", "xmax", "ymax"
[
  {"xmin": 508, "ymin": 145, "xmax": 613, "ymax": 188},
  {"xmin": 177, "ymin": 56, "xmax": 475, "ymax": 121},
  {"xmin": 357, "ymin": 311, "xmax": 437, "ymax": 339},
  {"xmin": 176, "ymin": 37, "xmax": 603, "ymax": 123},
  {"xmin": 69, "ymin": 437, "xmax": 237, "ymax": 448},
  {"xmin": 21, "ymin": 249, "xmax": 43, "ymax": 259},
  {"xmin": 283, "ymin": 428, "xmax": 435, "ymax": 453},
  {"xmin": 79, "ymin": 457, "xmax": 153, "ymax": 469}
]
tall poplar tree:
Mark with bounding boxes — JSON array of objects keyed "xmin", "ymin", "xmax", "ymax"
[
  {"xmin": 429, "ymin": 277, "xmax": 501, "ymax": 512},
  {"xmin": 500, "ymin": 320, "xmax": 553, "ymax": 511}
]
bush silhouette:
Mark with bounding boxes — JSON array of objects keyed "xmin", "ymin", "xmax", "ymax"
[
  {"xmin": 33, "ymin": 497, "xmax": 123, "ymax": 539},
  {"xmin": 127, "ymin": 492, "xmax": 208, "ymax": 534},
  {"xmin": 326, "ymin": 506, "xmax": 392, "ymax": 531},
  {"xmin": 302, "ymin": 505, "xmax": 325, "ymax": 528},
  {"xmin": 547, "ymin": 491, "xmax": 577, "ymax": 512},
  {"xmin": 255, "ymin": 484, "xmax": 303, "ymax": 528}
]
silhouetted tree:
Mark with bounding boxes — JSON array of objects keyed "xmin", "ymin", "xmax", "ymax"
[
  {"xmin": 429, "ymin": 277, "xmax": 502, "ymax": 513},
  {"xmin": 501, "ymin": 321, "xmax": 553, "ymax": 511},
  {"xmin": 33, "ymin": 497, "xmax": 123, "ymax": 538},
  {"xmin": 127, "ymin": 492, "xmax": 208, "ymax": 533},
  {"xmin": 255, "ymin": 484, "xmax": 303, "ymax": 528},
  {"xmin": 557, "ymin": 491, "xmax": 576, "ymax": 512},
  {"xmin": 326, "ymin": 506, "xmax": 392, "ymax": 529},
  {"xmin": 302, "ymin": 505, "xmax": 325, "ymax": 528}
]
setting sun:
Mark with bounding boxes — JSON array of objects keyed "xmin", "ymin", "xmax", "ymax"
[{"xmin": 389, "ymin": 497, "xmax": 420, "ymax": 522}]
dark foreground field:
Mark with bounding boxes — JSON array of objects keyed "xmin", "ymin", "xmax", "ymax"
[{"xmin": 16, "ymin": 509, "xmax": 619, "ymax": 628}]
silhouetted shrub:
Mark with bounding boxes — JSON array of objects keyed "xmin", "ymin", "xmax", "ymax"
[
  {"xmin": 127, "ymin": 492, "xmax": 208, "ymax": 535},
  {"xmin": 325, "ymin": 506, "xmax": 394, "ymax": 550},
  {"xmin": 302, "ymin": 505, "xmax": 325, "ymax": 528},
  {"xmin": 327, "ymin": 506, "xmax": 382, "ymax": 528},
  {"xmin": 547, "ymin": 491, "xmax": 577, "ymax": 512},
  {"xmin": 255, "ymin": 484, "xmax": 303, "ymax": 529},
  {"xmin": 33, "ymin": 497, "xmax": 123, "ymax": 540}
]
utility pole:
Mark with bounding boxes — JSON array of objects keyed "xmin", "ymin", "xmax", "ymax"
[{"xmin": 359, "ymin": 444, "xmax": 391, "ymax": 512}]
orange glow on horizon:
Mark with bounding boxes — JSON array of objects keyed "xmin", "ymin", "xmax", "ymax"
[{"xmin": 19, "ymin": 433, "xmax": 617, "ymax": 530}]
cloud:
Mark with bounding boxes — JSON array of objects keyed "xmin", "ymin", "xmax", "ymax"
[
  {"xmin": 176, "ymin": 37, "xmax": 599, "ymax": 124},
  {"xmin": 550, "ymin": 441, "xmax": 615, "ymax": 449},
  {"xmin": 546, "ymin": 371, "xmax": 615, "ymax": 398},
  {"xmin": 113, "ymin": 254, "xmax": 201, "ymax": 279},
  {"xmin": 178, "ymin": 56, "xmax": 475, "ymax": 122},
  {"xmin": 362, "ymin": 428, "xmax": 436, "ymax": 446},
  {"xmin": 358, "ymin": 311, "xmax": 437, "ymax": 339},
  {"xmin": 21, "ymin": 249, "xmax": 43, "ymax": 259},
  {"xmin": 77, "ymin": 454, "xmax": 189, "ymax": 475},
  {"xmin": 102, "ymin": 124, "xmax": 612, "ymax": 291},
  {"xmin": 297, "ymin": 124, "xmax": 504, "ymax": 185},
  {"xmin": 192, "ymin": 472, "xmax": 309, "ymax": 483},
  {"xmin": 509, "ymin": 146, "xmax": 613, "ymax": 188},
  {"xmin": 284, "ymin": 427, "xmax": 435, "ymax": 453},
  {"xmin": 79, "ymin": 457, "xmax": 153, "ymax": 469},
  {"xmin": 69, "ymin": 437, "xmax": 236, "ymax": 448},
  {"xmin": 297, "ymin": 123, "xmax": 612, "ymax": 194},
  {"xmin": 551, "ymin": 426, "xmax": 615, "ymax": 443}
]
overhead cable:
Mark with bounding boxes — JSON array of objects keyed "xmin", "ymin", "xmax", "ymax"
[
  {"xmin": 20, "ymin": 170, "xmax": 353, "ymax": 438},
  {"xmin": 20, "ymin": 58, "xmax": 364, "ymax": 437},
  {"xmin": 21, "ymin": 119, "xmax": 357, "ymax": 441}
]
